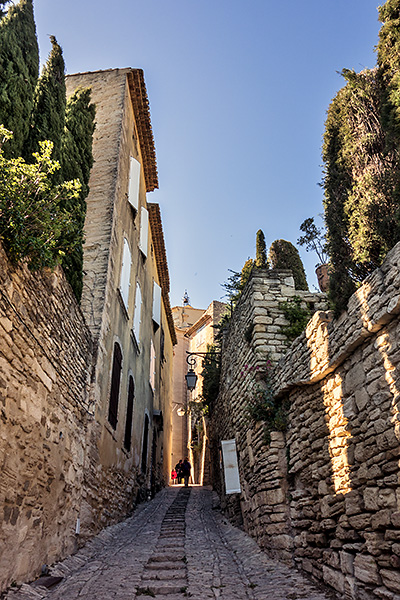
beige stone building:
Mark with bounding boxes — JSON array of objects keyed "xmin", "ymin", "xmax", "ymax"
[
  {"xmin": 171, "ymin": 295, "xmax": 225, "ymax": 483},
  {"xmin": 65, "ymin": 68, "xmax": 177, "ymax": 527}
]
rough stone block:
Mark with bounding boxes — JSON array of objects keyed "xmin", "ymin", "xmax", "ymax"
[{"xmin": 354, "ymin": 554, "xmax": 381, "ymax": 585}]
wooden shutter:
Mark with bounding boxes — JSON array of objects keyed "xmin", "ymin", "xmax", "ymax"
[
  {"xmin": 119, "ymin": 238, "xmax": 131, "ymax": 310},
  {"xmin": 150, "ymin": 340, "xmax": 156, "ymax": 392},
  {"xmin": 152, "ymin": 282, "xmax": 161, "ymax": 326},
  {"xmin": 133, "ymin": 283, "xmax": 142, "ymax": 343},
  {"xmin": 128, "ymin": 157, "xmax": 140, "ymax": 211},
  {"xmin": 139, "ymin": 207, "xmax": 149, "ymax": 257}
]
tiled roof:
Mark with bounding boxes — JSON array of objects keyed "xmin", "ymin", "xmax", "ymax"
[
  {"xmin": 127, "ymin": 69, "xmax": 159, "ymax": 192},
  {"xmin": 148, "ymin": 203, "xmax": 177, "ymax": 346}
]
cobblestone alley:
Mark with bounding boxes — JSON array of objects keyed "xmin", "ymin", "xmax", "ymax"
[{"xmin": 5, "ymin": 487, "xmax": 337, "ymax": 600}]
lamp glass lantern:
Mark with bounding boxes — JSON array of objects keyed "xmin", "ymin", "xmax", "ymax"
[{"xmin": 185, "ymin": 368, "xmax": 198, "ymax": 392}]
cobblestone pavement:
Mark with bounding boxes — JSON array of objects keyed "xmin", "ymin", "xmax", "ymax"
[{"xmin": 5, "ymin": 487, "xmax": 337, "ymax": 600}]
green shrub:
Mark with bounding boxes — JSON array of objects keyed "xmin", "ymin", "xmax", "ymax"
[{"xmin": 0, "ymin": 126, "xmax": 82, "ymax": 272}]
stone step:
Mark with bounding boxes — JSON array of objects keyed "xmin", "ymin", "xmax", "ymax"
[
  {"xmin": 146, "ymin": 562, "xmax": 186, "ymax": 572},
  {"xmin": 142, "ymin": 569, "xmax": 186, "ymax": 580},
  {"xmin": 138, "ymin": 581, "xmax": 187, "ymax": 595},
  {"xmin": 149, "ymin": 554, "xmax": 185, "ymax": 563}
]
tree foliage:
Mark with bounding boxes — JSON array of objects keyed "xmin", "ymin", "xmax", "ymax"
[
  {"xmin": 27, "ymin": 36, "xmax": 66, "ymax": 163},
  {"xmin": 297, "ymin": 216, "xmax": 328, "ymax": 266},
  {"xmin": 0, "ymin": 0, "xmax": 39, "ymax": 157},
  {"xmin": 60, "ymin": 87, "xmax": 96, "ymax": 299},
  {"xmin": 255, "ymin": 229, "xmax": 267, "ymax": 267},
  {"xmin": 268, "ymin": 239, "xmax": 308, "ymax": 290},
  {"xmin": 200, "ymin": 344, "xmax": 221, "ymax": 414},
  {"xmin": 321, "ymin": 1, "xmax": 400, "ymax": 314},
  {"xmin": 0, "ymin": 126, "xmax": 82, "ymax": 271}
]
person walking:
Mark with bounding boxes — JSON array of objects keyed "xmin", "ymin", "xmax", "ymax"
[
  {"xmin": 182, "ymin": 457, "xmax": 191, "ymax": 487},
  {"xmin": 171, "ymin": 468, "xmax": 177, "ymax": 485},
  {"xmin": 175, "ymin": 460, "xmax": 183, "ymax": 484}
]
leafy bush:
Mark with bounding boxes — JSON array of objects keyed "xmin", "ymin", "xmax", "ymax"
[
  {"xmin": 245, "ymin": 359, "xmax": 290, "ymax": 444},
  {"xmin": 279, "ymin": 295, "xmax": 311, "ymax": 342},
  {"xmin": 0, "ymin": 126, "xmax": 82, "ymax": 271}
]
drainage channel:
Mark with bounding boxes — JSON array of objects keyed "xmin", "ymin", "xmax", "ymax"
[{"xmin": 135, "ymin": 487, "xmax": 191, "ymax": 599}]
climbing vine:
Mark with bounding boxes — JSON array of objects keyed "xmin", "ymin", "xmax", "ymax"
[
  {"xmin": 245, "ymin": 359, "xmax": 289, "ymax": 444},
  {"xmin": 279, "ymin": 296, "xmax": 312, "ymax": 343}
]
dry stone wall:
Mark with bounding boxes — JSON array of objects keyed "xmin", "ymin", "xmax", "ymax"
[
  {"xmin": 0, "ymin": 244, "xmax": 93, "ymax": 592},
  {"xmin": 212, "ymin": 246, "xmax": 400, "ymax": 600}
]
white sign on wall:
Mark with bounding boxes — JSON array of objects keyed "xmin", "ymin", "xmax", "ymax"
[{"xmin": 221, "ymin": 439, "xmax": 241, "ymax": 494}]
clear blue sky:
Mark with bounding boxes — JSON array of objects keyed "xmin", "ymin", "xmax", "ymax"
[{"xmin": 34, "ymin": 0, "xmax": 381, "ymax": 309}]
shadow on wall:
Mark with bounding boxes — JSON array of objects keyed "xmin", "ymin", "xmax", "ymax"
[{"xmin": 286, "ymin": 254, "xmax": 400, "ymax": 597}]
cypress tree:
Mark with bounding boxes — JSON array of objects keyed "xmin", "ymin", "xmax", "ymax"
[
  {"xmin": 322, "ymin": 0, "xmax": 400, "ymax": 315},
  {"xmin": 0, "ymin": 0, "xmax": 39, "ymax": 157},
  {"xmin": 59, "ymin": 87, "xmax": 96, "ymax": 300},
  {"xmin": 255, "ymin": 229, "xmax": 267, "ymax": 267},
  {"xmin": 27, "ymin": 35, "xmax": 66, "ymax": 163},
  {"xmin": 268, "ymin": 239, "xmax": 309, "ymax": 291}
]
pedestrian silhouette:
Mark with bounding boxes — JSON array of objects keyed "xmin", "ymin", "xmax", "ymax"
[{"xmin": 182, "ymin": 457, "xmax": 191, "ymax": 487}]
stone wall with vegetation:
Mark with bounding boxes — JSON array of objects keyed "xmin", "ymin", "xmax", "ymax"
[
  {"xmin": 212, "ymin": 244, "xmax": 400, "ymax": 600},
  {"xmin": 211, "ymin": 267, "xmax": 327, "ymax": 558},
  {"xmin": 0, "ymin": 243, "xmax": 93, "ymax": 592}
]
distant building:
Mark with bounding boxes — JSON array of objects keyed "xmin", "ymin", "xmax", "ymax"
[{"xmin": 171, "ymin": 296, "xmax": 225, "ymax": 483}]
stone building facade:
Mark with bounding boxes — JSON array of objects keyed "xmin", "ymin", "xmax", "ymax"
[
  {"xmin": 64, "ymin": 67, "xmax": 176, "ymax": 529},
  {"xmin": 212, "ymin": 247, "xmax": 400, "ymax": 600},
  {"xmin": 171, "ymin": 298, "xmax": 225, "ymax": 484},
  {"xmin": 171, "ymin": 298, "xmax": 204, "ymax": 473},
  {"xmin": 0, "ymin": 68, "xmax": 176, "ymax": 592}
]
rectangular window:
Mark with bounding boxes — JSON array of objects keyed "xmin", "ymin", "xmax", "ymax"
[
  {"xmin": 152, "ymin": 282, "xmax": 161, "ymax": 326},
  {"xmin": 108, "ymin": 343, "xmax": 123, "ymax": 430},
  {"xmin": 128, "ymin": 157, "xmax": 140, "ymax": 211},
  {"xmin": 124, "ymin": 376, "xmax": 135, "ymax": 451},
  {"xmin": 133, "ymin": 283, "xmax": 142, "ymax": 344},
  {"xmin": 119, "ymin": 238, "xmax": 131, "ymax": 311},
  {"xmin": 139, "ymin": 207, "xmax": 149, "ymax": 257}
]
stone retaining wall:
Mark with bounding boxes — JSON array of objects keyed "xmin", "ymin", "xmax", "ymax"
[
  {"xmin": 212, "ymin": 245, "xmax": 400, "ymax": 600},
  {"xmin": 0, "ymin": 245, "xmax": 93, "ymax": 592}
]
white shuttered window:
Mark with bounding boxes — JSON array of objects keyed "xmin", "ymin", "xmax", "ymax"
[
  {"xmin": 139, "ymin": 207, "xmax": 149, "ymax": 257},
  {"xmin": 128, "ymin": 157, "xmax": 141, "ymax": 211},
  {"xmin": 150, "ymin": 340, "xmax": 156, "ymax": 391},
  {"xmin": 120, "ymin": 238, "xmax": 132, "ymax": 311},
  {"xmin": 152, "ymin": 282, "xmax": 161, "ymax": 326},
  {"xmin": 133, "ymin": 283, "xmax": 142, "ymax": 343}
]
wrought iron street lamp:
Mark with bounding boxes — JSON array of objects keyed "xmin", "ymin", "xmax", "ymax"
[{"xmin": 185, "ymin": 350, "xmax": 220, "ymax": 392}]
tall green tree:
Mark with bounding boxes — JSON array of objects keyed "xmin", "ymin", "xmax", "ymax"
[
  {"xmin": 268, "ymin": 239, "xmax": 308, "ymax": 290},
  {"xmin": 255, "ymin": 229, "xmax": 267, "ymax": 267},
  {"xmin": 322, "ymin": 0, "xmax": 400, "ymax": 315},
  {"xmin": 60, "ymin": 87, "xmax": 96, "ymax": 299},
  {"xmin": 0, "ymin": 0, "xmax": 39, "ymax": 157},
  {"xmin": 27, "ymin": 35, "xmax": 66, "ymax": 163}
]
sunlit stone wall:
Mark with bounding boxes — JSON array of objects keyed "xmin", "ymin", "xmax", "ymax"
[
  {"xmin": 213, "ymin": 243, "xmax": 400, "ymax": 600},
  {"xmin": 0, "ymin": 244, "xmax": 93, "ymax": 592}
]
